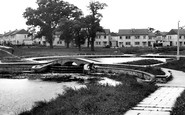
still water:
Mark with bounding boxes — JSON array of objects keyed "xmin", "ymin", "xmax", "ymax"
[
  {"xmin": 90, "ymin": 57, "xmax": 167, "ymax": 64},
  {"xmin": 0, "ymin": 79, "xmax": 85, "ymax": 115}
]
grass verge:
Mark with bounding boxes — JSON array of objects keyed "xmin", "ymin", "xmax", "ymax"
[
  {"xmin": 19, "ymin": 73, "xmax": 158, "ymax": 115},
  {"xmin": 120, "ymin": 59, "xmax": 163, "ymax": 65},
  {"xmin": 171, "ymin": 90, "xmax": 185, "ymax": 115}
]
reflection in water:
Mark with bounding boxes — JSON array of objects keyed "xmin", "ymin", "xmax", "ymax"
[{"xmin": 0, "ymin": 79, "xmax": 85, "ymax": 115}]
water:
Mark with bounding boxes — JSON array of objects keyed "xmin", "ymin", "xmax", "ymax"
[
  {"xmin": 90, "ymin": 57, "xmax": 167, "ymax": 64},
  {"xmin": 0, "ymin": 79, "xmax": 85, "ymax": 115}
]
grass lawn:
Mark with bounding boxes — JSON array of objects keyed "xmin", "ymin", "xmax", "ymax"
[
  {"xmin": 1, "ymin": 46, "xmax": 185, "ymax": 59},
  {"xmin": 159, "ymin": 57, "xmax": 185, "ymax": 115},
  {"xmin": 171, "ymin": 90, "xmax": 185, "ymax": 115},
  {"xmin": 19, "ymin": 73, "xmax": 158, "ymax": 115},
  {"xmin": 160, "ymin": 57, "xmax": 185, "ymax": 72},
  {"xmin": 120, "ymin": 59, "xmax": 163, "ymax": 65}
]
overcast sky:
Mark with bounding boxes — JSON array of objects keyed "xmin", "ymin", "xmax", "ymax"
[{"xmin": 0, "ymin": 0, "xmax": 185, "ymax": 34}]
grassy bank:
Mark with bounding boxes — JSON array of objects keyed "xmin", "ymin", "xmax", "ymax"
[
  {"xmin": 171, "ymin": 90, "xmax": 185, "ymax": 115},
  {"xmin": 160, "ymin": 57, "xmax": 185, "ymax": 72},
  {"xmin": 19, "ymin": 73, "xmax": 158, "ymax": 115},
  {"xmin": 159, "ymin": 57, "xmax": 185, "ymax": 115},
  {"xmin": 120, "ymin": 59, "xmax": 163, "ymax": 65},
  {"xmin": 1, "ymin": 46, "xmax": 182, "ymax": 58}
]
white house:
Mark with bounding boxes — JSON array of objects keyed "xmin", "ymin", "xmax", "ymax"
[
  {"xmin": 166, "ymin": 29, "xmax": 185, "ymax": 46},
  {"xmin": 0, "ymin": 29, "xmax": 32, "ymax": 45},
  {"xmin": 154, "ymin": 32, "xmax": 170, "ymax": 47},
  {"xmin": 92, "ymin": 29, "xmax": 111, "ymax": 47},
  {"xmin": 118, "ymin": 29, "xmax": 156, "ymax": 47}
]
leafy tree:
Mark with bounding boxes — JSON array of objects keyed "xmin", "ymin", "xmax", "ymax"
[
  {"xmin": 57, "ymin": 17, "xmax": 87, "ymax": 50},
  {"xmin": 57, "ymin": 18, "xmax": 74, "ymax": 48},
  {"xmin": 73, "ymin": 19, "xmax": 87, "ymax": 51},
  {"xmin": 148, "ymin": 27, "xmax": 155, "ymax": 32},
  {"xmin": 23, "ymin": 0, "xmax": 82, "ymax": 48},
  {"xmin": 86, "ymin": 1, "xmax": 107, "ymax": 51}
]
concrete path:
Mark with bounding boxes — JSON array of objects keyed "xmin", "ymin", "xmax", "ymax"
[{"xmin": 124, "ymin": 68, "xmax": 185, "ymax": 115}]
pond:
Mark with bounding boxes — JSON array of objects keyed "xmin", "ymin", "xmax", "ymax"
[
  {"xmin": 0, "ymin": 79, "xmax": 85, "ymax": 115},
  {"xmin": 84, "ymin": 57, "xmax": 168, "ymax": 64}
]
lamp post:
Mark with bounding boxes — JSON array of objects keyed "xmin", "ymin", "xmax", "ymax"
[
  {"xmin": 177, "ymin": 21, "xmax": 180, "ymax": 60},
  {"xmin": 177, "ymin": 21, "xmax": 185, "ymax": 60}
]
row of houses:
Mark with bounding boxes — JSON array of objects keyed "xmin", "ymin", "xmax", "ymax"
[{"xmin": 0, "ymin": 28, "xmax": 185, "ymax": 48}]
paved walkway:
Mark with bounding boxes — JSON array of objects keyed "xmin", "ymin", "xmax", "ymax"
[{"xmin": 124, "ymin": 68, "xmax": 185, "ymax": 115}]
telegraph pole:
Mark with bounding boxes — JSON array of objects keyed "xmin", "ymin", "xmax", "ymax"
[{"xmin": 177, "ymin": 21, "xmax": 180, "ymax": 60}]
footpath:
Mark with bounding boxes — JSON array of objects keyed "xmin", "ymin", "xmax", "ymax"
[{"xmin": 124, "ymin": 68, "xmax": 185, "ymax": 115}]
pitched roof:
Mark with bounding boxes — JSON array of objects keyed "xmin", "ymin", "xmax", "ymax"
[
  {"xmin": 14, "ymin": 29, "xmax": 29, "ymax": 35},
  {"xmin": 110, "ymin": 32, "xmax": 118, "ymax": 36},
  {"xmin": 118, "ymin": 29, "xmax": 153, "ymax": 35},
  {"xmin": 2, "ymin": 29, "xmax": 29, "ymax": 37},
  {"xmin": 96, "ymin": 29, "xmax": 111, "ymax": 35},
  {"xmin": 167, "ymin": 29, "xmax": 185, "ymax": 35},
  {"xmin": 155, "ymin": 32, "xmax": 168, "ymax": 36}
]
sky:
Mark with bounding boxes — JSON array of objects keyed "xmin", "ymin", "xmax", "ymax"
[{"xmin": 1, "ymin": 0, "xmax": 185, "ymax": 34}]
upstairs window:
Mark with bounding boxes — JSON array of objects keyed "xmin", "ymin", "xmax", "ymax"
[{"xmin": 126, "ymin": 36, "xmax": 130, "ymax": 39}]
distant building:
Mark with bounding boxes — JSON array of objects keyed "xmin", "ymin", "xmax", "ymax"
[
  {"xmin": 154, "ymin": 31, "xmax": 169, "ymax": 47},
  {"xmin": 0, "ymin": 29, "xmax": 31, "ymax": 45},
  {"xmin": 118, "ymin": 29, "xmax": 156, "ymax": 47},
  {"xmin": 166, "ymin": 29, "xmax": 185, "ymax": 46},
  {"xmin": 93, "ymin": 29, "xmax": 111, "ymax": 47}
]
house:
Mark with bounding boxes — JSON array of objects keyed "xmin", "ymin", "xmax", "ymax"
[
  {"xmin": 154, "ymin": 32, "xmax": 169, "ymax": 47},
  {"xmin": 93, "ymin": 29, "xmax": 111, "ymax": 47},
  {"xmin": 166, "ymin": 29, "xmax": 185, "ymax": 46},
  {"xmin": 0, "ymin": 29, "xmax": 32, "ymax": 45},
  {"xmin": 110, "ymin": 32, "xmax": 119, "ymax": 47},
  {"xmin": 118, "ymin": 29, "xmax": 156, "ymax": 47}
]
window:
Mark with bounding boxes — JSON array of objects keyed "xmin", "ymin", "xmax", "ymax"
[
  {"xmin": 57, "ymin": 40, "xmax": 62, "ymax": 44},
  {"xmin": 126, "ymin": 42, "xmax": 131, "ymax": 45},
  {"xmin": 96, "ymin": 42, "xmax": 99, "ymax": 45},
  {"xmin": 143, "ymin": 42, "xmax": 147, "ymax": 45},
  {"xmin": 103, "ymin": 41, "xmax": 107, "ymax": 45},
  {"xmin": 104, "ymin": 36, "xmax": 106, "ymax": 39},
  {"xmin": 24, "ymin": 35, "xmax": 27, "ymax": 38},
  {"xmin": 96, "ymin": 41, "xmax": 101, "ymax": 45},
  {"xmin": 143, "ymin": 36, "xmax": 146, "ymax": 39},
  {"xmin": 120, "ymin": 36, "xmax": 122, "ymax": 39},
  {"xmin": 135, "ymin": 42, "xmax": 140, "ymax": 45},
  {"xmin": 126, "ymin": 36, "xmax": 130, "ymax": 39}
]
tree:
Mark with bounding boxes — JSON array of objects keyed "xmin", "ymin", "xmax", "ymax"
[
  {"xmin": 57, "ymin": 18, "xmax": 74, "ymax": 48},
  {"xmin": 148, "ymin": 27, "xmax": 155, "ymax": 32},
  {"xmin": 73, "ymin": 19, "xmax": 87, "ymax": 51},
  {"xmin": 86, "ymin": 1, "xmax": 107, "ymax": 51},
  {"xmin": 57, "ymin": 17, "xmax": 87, "ymax": 50},
  {"xmin": 23, "ymin": 0, "xmax": 82, "ymax": 48}
]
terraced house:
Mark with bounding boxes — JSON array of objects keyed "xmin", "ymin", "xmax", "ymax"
[
  {"xmin": 166, "ymin": 29, "xmax": 185, "ymax": 46},
  {"xmin": 117, "ymin": 29, "xmax": 156, "ymax": 47},
  {"xmin": 0, "ymin": 29, "xmax": 31, "ymax": 45},
  {"xmin": 1, "ymin": 28, "xmax": 184, "ymax": 48}
]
